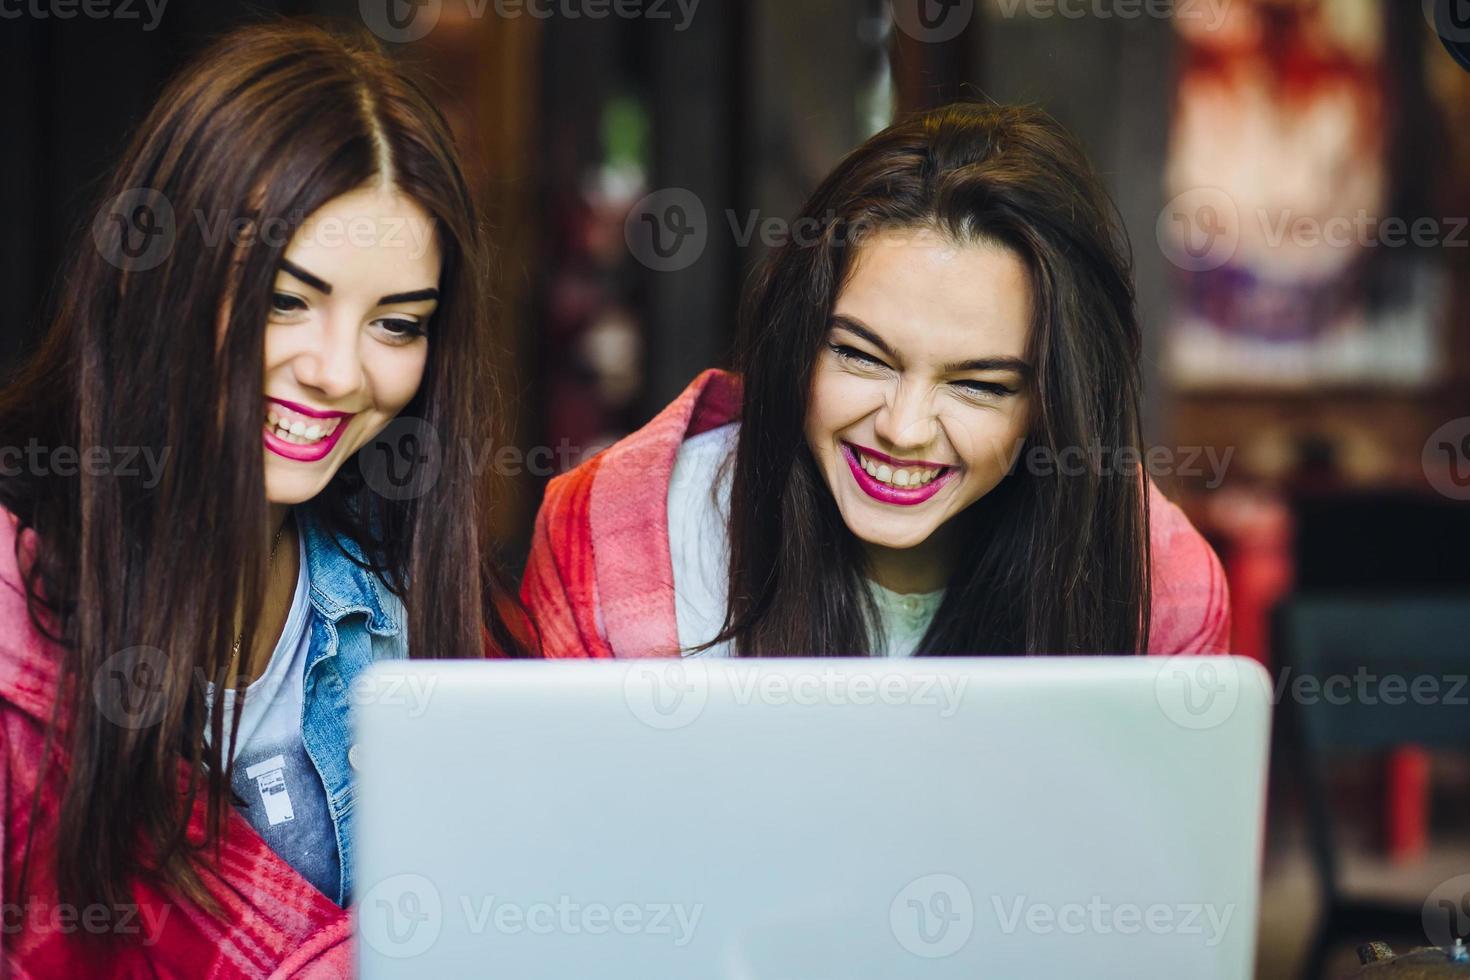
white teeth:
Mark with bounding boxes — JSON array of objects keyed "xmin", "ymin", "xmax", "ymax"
[
  {"xmin": 264, "ymin": 411, "xmax": 339, "ymax": 446},
  {"xmin": 854, "ymin": 449, "xmax": 946, "ymax": 490}
]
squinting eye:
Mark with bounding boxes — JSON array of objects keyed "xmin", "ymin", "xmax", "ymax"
[
  {"xmin": 953, "ymin": 379, "xmax": 1016, "ymax": 399},
  {"xmin": 377, "ymin": 318, "xmax": 426, "ymax": 340},
  {"xmin": 270, "ymin": 292, "xmax": 306, "ymax": 314},
  {"xmin": 828, "ymin": 343, "xmax": 885, "ymax": 369}
]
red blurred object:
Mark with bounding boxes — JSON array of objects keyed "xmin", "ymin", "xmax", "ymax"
[
  {"xmin": 1206, "ymin": 487, "xmax": 1293, "ymax": 666},
  {"xmin": 1385, "ymin": 746, "xmax": 1431, "ymax": 863}
]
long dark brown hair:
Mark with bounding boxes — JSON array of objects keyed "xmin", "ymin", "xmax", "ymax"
[
  {"xmin": 0, "ymin": 22, "xmax": 531, "ymax": 917},
  {"xmin": 717, "ymin": 103, "xmax": 1151, "ymax": 657}
]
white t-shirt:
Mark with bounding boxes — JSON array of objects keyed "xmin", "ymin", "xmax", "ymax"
[
  {"xmin": 207, "ymin": 533, "xmax": 341, "ymax": 900},
  {"xmin": 666, "ymin": 422, "xmax": 945, "ymax": 657}
]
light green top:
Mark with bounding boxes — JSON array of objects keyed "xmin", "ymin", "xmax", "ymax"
[{"xmin": 668, "ymin": 422, "xmax": 945, "ymax": 657}]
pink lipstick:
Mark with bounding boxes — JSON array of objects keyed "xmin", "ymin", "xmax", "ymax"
[
  {"xmin": 841, "ymin": 442, "xmax": 958, "ymax": 506},
  {"xmin": 263, "ymin": 397, "xmax": 355, "ymax": 463}
]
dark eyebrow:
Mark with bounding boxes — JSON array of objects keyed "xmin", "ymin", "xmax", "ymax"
[
  {"xmin": 943, "ymin": 355, "xmax": 1032, "ymax": 376},
  {"xmin": 830, "ymin": 314, "xmax": 1031, "ymax": 377},
  {"xmin": 279, "ymin": 261, "xmax": 438, "ymax": 306},
  {"xmin": 378, "ymin": 288, "xmax": 440, "ymax": 305},
  {"xmin": 830, "ymin": 315, "xmax": 896, "ymax": 360},
  {"xmin": 280, "ymin": 259, "xmax": 331, "ymax": 294}
]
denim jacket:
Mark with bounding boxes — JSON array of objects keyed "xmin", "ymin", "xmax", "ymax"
[{"xmin": 294, "ymin": 506, "xmax": 408, "ymax": 905}]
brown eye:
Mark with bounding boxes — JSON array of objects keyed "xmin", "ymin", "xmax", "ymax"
[
  {"xmin": 271, "ymin": 292, "xmax": 306, "ymax": 314},
  {"xmin": 374, "ymin": 318, "xmax": 428, "ymax": 343}
]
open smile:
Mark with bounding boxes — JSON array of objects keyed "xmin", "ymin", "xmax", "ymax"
[
  {"xmin": 840, "ymin": 442, "xmax": 958, "ymax": 506},
  {"xmin": 263, "ymin": 397, "xmax": 356, "ymax": 463}
]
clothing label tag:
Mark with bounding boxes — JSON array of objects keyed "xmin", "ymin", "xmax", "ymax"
[{"xmin": 245, "ymin": 754, "xmax": 296, "ymax": 826}]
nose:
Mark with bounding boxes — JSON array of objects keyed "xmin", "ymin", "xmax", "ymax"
[
  {"xmin": 873, "ymin": 379, "xmax": 938, "ymax": 454},
  {"xmin": 291, "ymin": 317, "xmax": 365, "ymax": 401}
]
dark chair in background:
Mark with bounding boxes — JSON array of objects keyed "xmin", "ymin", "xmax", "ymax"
[{"xmin": 1274, "ymin": 594, "xmax": 1470, "ymax": 979}]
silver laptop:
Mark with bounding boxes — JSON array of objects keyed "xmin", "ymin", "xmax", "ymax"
[{"xmin": 353, "ymin": 656, "xmax": 1271, "ymax": 979}]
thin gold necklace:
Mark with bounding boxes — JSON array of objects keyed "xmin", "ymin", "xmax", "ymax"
[{"xmin": 228, "ymin": 521, "xmax": 288, "ymax": 677}]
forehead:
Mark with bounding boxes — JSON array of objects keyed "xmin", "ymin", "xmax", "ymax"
[
  {"xmin": 834, "ymin": 227, "xmax": 1032, "ymax": 360},
  {"xmin": 281, "ymin": 185, "xmax": 440, "ymax": 291}
]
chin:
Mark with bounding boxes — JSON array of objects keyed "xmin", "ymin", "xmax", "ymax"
[
  {"xmin": 263, "ymin": 469, "xmax": 333, "ymax": 506},
  {"xmin": 841, "ymin": 511, "xmax": 941, "ymax": 553}
]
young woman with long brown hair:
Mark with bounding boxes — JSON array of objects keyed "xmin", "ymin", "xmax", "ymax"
[
  {"xmin": 0, "ymin": 21, "xmax": 528, "ymax": 975},
  {"xmin": 525, "ymin": 102, "xmax": 1230, "ymax": 659}
]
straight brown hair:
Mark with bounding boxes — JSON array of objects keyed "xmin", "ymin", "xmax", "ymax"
[
  {"xmin": 716, "ymin": 103, "xmax": 1151, "ymax": 657},
  {"xmin": 0, "ymin": 21, "xmax": 531, "ymax": 919}
]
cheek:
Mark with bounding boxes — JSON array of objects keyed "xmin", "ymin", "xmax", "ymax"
[
  {"xmin": 947, "ymin": 400, "xmax": 1031, "ymax": 476},
  {"xmin": 363, "ymin": 344, "xmax": 429, "ymax": 418},
  {"xmin": 261, "ymin": 324, "xmax": 289, "ymax": 375},
  {"xmin": 807, "ymin": 364, "xmax": 883, "ymax": 439}
]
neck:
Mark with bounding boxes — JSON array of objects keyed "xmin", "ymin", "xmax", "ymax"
[
  {"xmin": 268, "ymin": 503, "xmax": 290, "ymax": 550},
  {"xmin": 863, "ymin": 530, "xmax": 953, "ymax": 595}
]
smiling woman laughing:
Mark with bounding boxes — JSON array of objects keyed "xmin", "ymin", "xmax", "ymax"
[
  {"xmin": 523, "ymin": 102, "xmax": 1230, "ymax": 660},
  {"xmin": 0, "ymin": 20, "xmax": 529, "ymax": 978}
]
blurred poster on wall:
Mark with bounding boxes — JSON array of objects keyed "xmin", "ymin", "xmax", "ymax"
[{"xmin": 1160, "ymin": 0, "xmax": 1444, "ymax": 388}]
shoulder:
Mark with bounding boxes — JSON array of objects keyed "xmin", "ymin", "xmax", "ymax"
[
  {"xmin": 1146, "ymin": 481, "xmax": 1232, "ymax": 655},
  {"xmin": 531, "ymin": 450, "xmax": 605, "ymax": 558},
  {"xmin": 670, "ymin": 421, "xmax": 738, "ymax": 493},
  {"xmin": 531, "ymin": 370, "xmax": 741, "ymax": 559}
]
